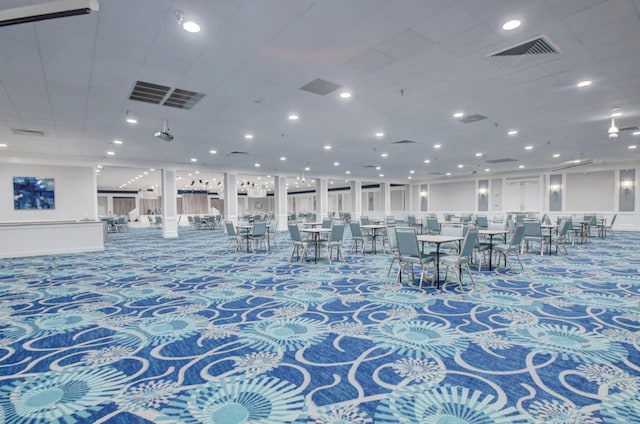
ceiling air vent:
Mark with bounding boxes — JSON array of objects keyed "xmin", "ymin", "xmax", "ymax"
[
  {"xmin": 11, "ymin": 128, "xmax": 45, "ymax": 136},
  {"xmin": 486, "ymin": 158, "xmax": 518, "ymax": 164},
  {"xmin": 363, "ymin": 165, "xmax": 378, "ymax": 168},
  {"xmin": 299, "ymin": 78, "xmax": 342, "ymax": 96},
  {"xmin": 226, "ymin": 151, "xmax": 249, "ymax": 157},
  {"xmin": 459, "ymin": 114, "xmax": 487, "ymax": 124},
  {"xmin": 488, "ymin": 35, "xmax": 560, "ymax": 67},
  {"xmin": 163, "ymin": 88, "xmax": 205, "ymax": 110},
  {"xmin": 391, "ymin": 139, "xmax": 418, "ymax": 144},
  {"xmin": 129, "ymin": 81, "xmax": 171, "ymax": 104}
]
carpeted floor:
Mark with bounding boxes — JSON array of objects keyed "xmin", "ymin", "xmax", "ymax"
[{"xmin": 0, "ymin": 226, "xmax": 639, "ymax": 423}]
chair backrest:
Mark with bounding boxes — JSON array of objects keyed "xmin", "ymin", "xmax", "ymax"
[
  {"xmin": 557, "ymin": 219, "xmax": 570, "ymax": 237},
  {"xmin": 155, "ymin": 216, "xmax": 162, "ymax": 224},
  {"xmin": 610, "ymin": 214, "xmax": 617, "ymax": 226},
  {"xmin": 387, "ymin": 225, "xmax": 398, "ymax": 250},
  {"xmin": 360, "ymin": 216, "xmax": 370, "ymax": 225},
  {"xmin": 427, "ymin": 217, "xmax": 440, "ymax": 233},
  {"xmin": 510, "ymin": 225, "xmax": 526, "ymax": 247},
  {"xmin": 487, "ymin": 222, "xmax": 505, "ymax": 231},
  {"xmin": 515, "ymin": 214, "xmax": 524, "ymax": 224},
  {"xmin": 322, "ymin": 218, "xmax": 333, "ymax": 228},
  {"xmin": 350, "ymin": 222, "xmax": 363, "ymax": 238},
  {"xmin": 395, "ymin": 227, "xmax": 421, "ymax": 258},
  {"xmin": 225, "ymin": 221, "xmax": 236, "ymax": 236},
  {"xmin": 584, "ymin": 214, "xmax": 596, "ymax": 226},
  {"xmin": 459, "ymin": 228, "xmax": 478, "ymax": 258},
  {"xmin": 148, "ymin": 216, "xmax": 153, "ymax": 223},
  {"xmin": 288, "ymin": 223, "xmax": 302, "ymax": 242},
  {"xmin": 407, "ymin": 215, "xmax": 417, "ymax": 225},
  {"xmin": 476, "ymin": 216, "xmax": 488, "ymax": 229},
  {"xmin": 252, "ymin": 222, "xmax": 266, "ymax": 237},
  {"xmin": 330, "ymin": 223, "xmax": 345, "ymax": 242},
  {"xmin": 524, "ymin": 221, "xmax": 541, "ymax": 237}
]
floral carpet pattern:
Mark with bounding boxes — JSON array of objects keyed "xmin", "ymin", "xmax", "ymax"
[{"xmin": 0, "ymin": 227, "xmax": 639, "ymax": 423}]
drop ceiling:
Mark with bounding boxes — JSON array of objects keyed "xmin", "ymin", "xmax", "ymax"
[{"xmin": 0, "ymin": 0, "xmax": 639, "ymax": 190}]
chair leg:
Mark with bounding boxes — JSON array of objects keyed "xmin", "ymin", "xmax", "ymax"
[
  {"xmin": 464, "ymin": 263, "xmax": 475, "ymax": 286},
  {"xmin": 387, "ymin": 257, "xmax": 396, "ymax": 276}
]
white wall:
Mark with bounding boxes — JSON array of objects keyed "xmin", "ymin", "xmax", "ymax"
[
  {"xmin": 0, "ymin": 163, "xmax": 96, "ymax": 222},
  {"xmin": 566, "ymin": 171, "xmax": 615, "ymax": 211},
  {"xmin": 429, "ymin": 181, "xmax": 475, "ymax": 212}
]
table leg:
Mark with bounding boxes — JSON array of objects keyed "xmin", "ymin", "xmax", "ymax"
[
  {"xmin": 488, "ymin": 234, "xmax": 494, "ymax": 271},
  {"xmin": 435, "ymin": 245, "xmax": 441, "ymax": 289}
]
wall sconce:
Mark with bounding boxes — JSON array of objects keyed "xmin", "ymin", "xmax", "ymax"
[
  {"xmin": 621, "ymin": 180, "xmax": 633, "ymax": 190},
  {"xmin": 550, "ymin": 184, "xmax": 561, "ymax": 193},
  {"xmin": 478, "ymin": 187, "xmax": 488, "ymax": 196}
]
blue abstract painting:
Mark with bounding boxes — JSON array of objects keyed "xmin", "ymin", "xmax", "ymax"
[{"xmin": 13, "ymin": 176, "xmax": 55, "ymax": 210}]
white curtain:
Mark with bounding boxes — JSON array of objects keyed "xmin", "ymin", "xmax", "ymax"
[
  {"xmin": 181, "ymin": 193, "xmax": 208, "ymax": 214},
  {"xmin": 113, "ymin": 197, "xmax": 136, "ymax": 216}
]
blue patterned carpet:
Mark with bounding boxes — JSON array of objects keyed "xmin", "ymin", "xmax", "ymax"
[{"xmin": 1, "ymin": 226, "xmax": 639, "ymax": 423}]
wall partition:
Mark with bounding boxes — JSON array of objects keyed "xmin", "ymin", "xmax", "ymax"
[
  {"xmin": 429, "ymin": 181, "xmax": 475, "ymax": 212},
  {"xmin": 565, "ymin": 170, "xmax": 614, "ymax": 211}
]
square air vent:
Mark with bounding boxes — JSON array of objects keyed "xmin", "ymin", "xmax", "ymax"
[
  {"xmin": 299, "ymin": 78, "xmax": 342, "ymax": 96},
  {"xmin": 391, "ymin": 139, "xmax": 419, "ymax": 144},
  {"xmin": 163, "ymin": 88, "xmax": 205, "ymax": 110},
  {"xmin": 459, "ymin": 114, "xmax": 488, "ymax": 124},
  {"xmin": 129, "ymin": 81, "xmax": 170, "ymax": 104},
  {"xmin": 488, "ymin": 35, "xmax": 560, "ymax": 67},
  {"xmin": 485, "ymin": 158, "xmax": 518, "ymax": 164},
  {"xmin": 11, "ymin": 128, "xmax": 45, "ymax": 136}
]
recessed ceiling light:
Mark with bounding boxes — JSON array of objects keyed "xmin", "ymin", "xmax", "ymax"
[
  {"xmin": 245, "ymin": 134, "xmax": 254, "ymax": 140},
  {"xmin": 453, "ymin": 112, "xmax": 464, "ymax": 118},
  {"xmin": 280, "ymin": 156, "xmax": 286, "ymax": 161},
  {"xmin": 333, "ymin": 162, "xmax": 340, "ymax": 166},
  {"xmin": 629, "ymin": 145, "xmax": 637, "ymax": 149},
  {"xmin": 381, "ymin": 153, "xmax": 388, "ymax": 158},
  {"xmin": 475, "ymin": 153, "xmax": 483, "ymax": 157},
  {"xmin": 126, "ymin": 117, "xmax": 137, "ymax": 124},
  {"xmin": 254, "ymin": 163, "xmax": 260, "ymax": 167},
  {"xmin": 553, "ymin": 153, "xmax": 560, "ymax": 158},
  {"xmin": 288, "ymin": 114, "xmax": 299, "ymax": 120},
  {"xmin": 409, "ymin": 170, "xmax": 415, "ymax": 174},
  {"xmin": 144, "ymin": 171, "xmax": 148, "ymax": 175},
  {"xmin": 577, "ymin": 80, "xmax": 592, "ymax": 88},
  {"xmin": 611, "ymin": 111, "xmax": 622, "ymax": 117},
  {"xmin": 375, "ymin": 132, "xmax": 385, "ymax": 137},
  {"xmin": 434, "ymin": 144, "xmax": 441, "ymax": 149},
  {"xmin": 324, "ymin": 145, "xmax": 332, "ymax": 150},
  {"xmin": 525, "ymin": 145, "xmax": 533, "ymax": 150},
  {"xmin": 182, "ymin": 21, "xmax": 201, "ymax": 33},
  {"xmin": 379, "ymin": 174, "xmax": 384, "ymax": 177},
  {"xmin": 446, "ymin": 172, "xmax": 451, "ymax": 176},
  {"xmin": 518, "ymin": 164, "xmax": 525, "ymax": 168},
  {"xmin": 633, "ymin": 131, "xmax": 640, "ymax": 136},
  {"xmin": 457, "ymin": 164, "xmax": 463, "ymax": 168},
  {"xmin": 96, "ymin": 165, "xmax": 102, "ymax": 169},
  {"xmin": 484, "ymin": 168, "xmax": 490, "ymax": 172},
  {"xmin": 210, "ymin": 150, "xmax": 217, "ymax": 154},
  {"xmin": 502, "ymin": 19, "xmax": 521, "ymax": 31},
  {"xmin": 375, "ymin": 166, "xmax": 381, "ymax": 170},
  {"xmin": 408, "ymin": 176, "xmax": 412, "ymax": 180},
  {"xmin": 191, "ymin": 158, "xmax": 197, "ymax": 162},
  {"xmin": 345, "ymin": 171, "xmax": 351, "ymax": 174},
  {"xmin": 304, "ymin": 167, "xmax": 310, "ymax": 171},
  {"xmin": 188, "ymin": 173, "xmax": 192, "ymax": 177},
  {"xmin": 508, "ymin": 130, "xmax": 518, "ymax": 136},
  {"xmin": 113, "ymin": 139, "xmax": 123, "ymax": 144},
  {"xmin": 150, "ymin": 168, "xmax": 155, "ymax": 171},
  {"xmin": 339, "ymin": 92, "xmax": 352, "ymax": 99},
  {"xmin": 106, "ymin": 151, "xmax": 115, "ymax": 155},
  {"xmin": 424, "ymin": 159, "xmax": 431, "ymax": 164}
]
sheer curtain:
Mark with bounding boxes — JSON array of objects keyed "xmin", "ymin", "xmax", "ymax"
[
  {"xmin": 140, "ymin": 197, "xmax": 162, "ymax": 215},
  {"xmin": 113, "ymin": 197, "xmax": 136, "ymax": 216},
  {"xmin": 181, "ymin": 193, "xmax": 208, "ymax": 214}
]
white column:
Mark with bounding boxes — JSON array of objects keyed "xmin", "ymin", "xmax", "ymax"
[
  {"xmin": 350, "ymin": 180, "xmax": 362, "ymax": 221},
  {"xmin": 223, "ymin": 173, "xmax": 238, "ymax": 225},
  {"xmin": 380, "ymin": 182, "xmax": 391, "ymax": 217},
  {"xmin": 161, "ymin": 169, "xmax": 179, "ymax": 238},
  {"xmin": 274, "ymin": 175, "xmax": 288, "ymax": 231},
  {"xmin": 316, "ymin": 178, "xmax": 328, "ymax": 218},
  {"xmin": 91, "ymin": 167, "xmax": 99, "ymax": 220}
]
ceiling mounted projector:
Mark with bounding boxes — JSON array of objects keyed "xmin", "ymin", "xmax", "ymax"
[
  {"xmin": 154, "ymin": 120, "xmax": 174, "ymax": 142},
  {"xmin": 0, "ymin": 0, "xmax": 99, "ymax": 27},
  {"xmin": 608, "ymin": 118, "xmax": 619, "ymax": 139}
]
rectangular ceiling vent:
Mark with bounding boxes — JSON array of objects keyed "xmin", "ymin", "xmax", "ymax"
[
  {"xmin": 391, "ymin": 139, "xmax": 418, "ymax": 144},
  {"xmin": 11, "ymin": 128, "xmax": 45, "ymax": 136},
  {"xmin": 129, "ymin": 81, "xmax": 171, "ymax": 104},
  {"xmin": 488, "ymin": 35, "xmax": 560, "ymax": 67},
  {"xmin": 459, "ymin": 114, "xmax": 487, "ymax": 124},
  {"xmin": 429, "ymin": 172, "xmax": 443, "ymax": 175},
  {"xmin": 299, "ymin": 78, "xmax": 342, "ymax": 96},
  {"xmin": 163, "ymin": 88, "xmax": 205, "ymax": 110},
  {"xmin": 486, "ymin": 158, "xmax": 518, "ymax": 164},
  {"xmin": 226, "ymin": 151, "xmax": 249, "ymax": 156},
  {"xmin": 363, "ymin": 165, "xmax": 378, "ymax": 168}
]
